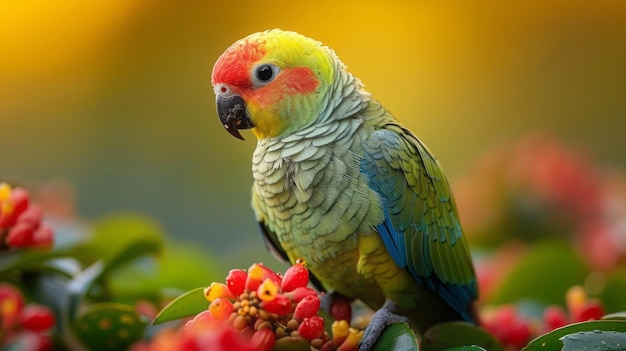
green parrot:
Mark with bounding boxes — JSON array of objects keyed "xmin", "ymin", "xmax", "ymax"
[{"xmin": 211, "ymin": 29, "xmax": 478, "ymax": 349}]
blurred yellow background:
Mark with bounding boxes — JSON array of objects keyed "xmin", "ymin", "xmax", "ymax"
[{"xmin": 2, "ymin": 1, "xmax": 625, "ymax": 265}]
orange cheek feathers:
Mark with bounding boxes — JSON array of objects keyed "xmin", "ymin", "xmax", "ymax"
[{"xmin": 245, "ymin": 67, "xmax": 320, "ymax": 139}]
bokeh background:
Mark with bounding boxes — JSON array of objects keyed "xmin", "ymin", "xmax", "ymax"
[{"xmin": 2, "ymin": 0, "xmax": 626, "ymax": 269}]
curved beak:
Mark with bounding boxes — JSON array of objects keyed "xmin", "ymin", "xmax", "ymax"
[{"xmin": 216, "ymin": 95, "xmax": 254, "ymax": 140}]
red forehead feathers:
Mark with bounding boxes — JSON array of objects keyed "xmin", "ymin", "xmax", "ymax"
[{"xmin": 212, "ymin": 39, "xmax": 266, "ymax": 87}]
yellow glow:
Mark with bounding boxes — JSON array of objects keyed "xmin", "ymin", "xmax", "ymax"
[{"xmin": 0, "ymin": 1, "xmax": 139, "ymax": 79}]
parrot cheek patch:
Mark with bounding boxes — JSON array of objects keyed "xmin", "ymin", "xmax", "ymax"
[
  {"xmin": 280, "ymin": 67, "xmax": 319, "ymax": 95},
  {"xmin": 253, "ymin": 67, "xmax": 319, "ymax": 103}
]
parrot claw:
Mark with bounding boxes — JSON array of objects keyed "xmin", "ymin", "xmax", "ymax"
[{"xmin": 359, "ymin": 300, "xmax": 411, "ymax": 351}]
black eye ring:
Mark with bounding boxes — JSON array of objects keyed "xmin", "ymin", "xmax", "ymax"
[{"xmin": 252, "ymin": 64, "xmax": 279, "ymax": 86}]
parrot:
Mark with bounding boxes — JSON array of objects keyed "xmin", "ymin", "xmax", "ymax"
[{"xmin": 211, "ymin": 29, "xmax": 478, "ymax": 349}]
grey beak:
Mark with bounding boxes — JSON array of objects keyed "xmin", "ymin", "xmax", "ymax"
[{"xmin": 216, "ymin": 94, "xmax": 253, "ymax": 140}]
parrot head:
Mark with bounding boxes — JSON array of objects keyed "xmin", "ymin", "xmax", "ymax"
[{"xmin": 212, "ymin": 29, "xmax": 337, "ymax": 140}]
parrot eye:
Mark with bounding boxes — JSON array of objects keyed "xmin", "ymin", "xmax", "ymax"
[{"xmin": 252, "ymin": 64, "xmax": 279, "ymax": 86}]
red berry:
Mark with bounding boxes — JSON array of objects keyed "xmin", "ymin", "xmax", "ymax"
[
  {"xmin": 0, "ymin": 204, "xmax": 14, "ymax": 229},
  {"xmin": 330, "ymin": 295, "xmax": 352, "ymax": 322},
  {"xmin": 281, "ymin": 262, "xmax": 309, "ymax": 292},
  {"xmin": 492, "ymin": 306, "xmax": 531, "ymax": 348},
  {"xmin": 239, "ymin": 326, "xmax": 255, "ymax": 340},
  {"xmin": 6, "ymin": 222, "xmax": 35, "ymax": 247},
  {"xmin": 286, "ymin": 287, "xmax": 317, "ymax": 303},
  {"xmin": 543, "ymin": 306, "xmax": 568, "ymax": 332},
  {"xmin": 16, "ymin": 205, "xmax": 43, "ymax": 228},
  {"xmin": 260, "ymin": 294, "xmax": 292, "ymax": 315},
  {"xmin": 245, "ymin": 263, "xmax": 281, "ymax": 292},
  {"xmin": 10, "ymin": 188, "xmax": 31, "ymax": 220},
  {"xmin": 225, "ymin": 269, "xmax": 247, "ymax": 296},
  {"xmin": 0, "ymin": 212, "xmax": 12, "ymax": 229},
  {"xmin": 32, "ymin": 225, "xmax": 54, "ymax": 248},
  {"xmin": 184, "ymin": 310, "xmax": 216, "ymax": 334},
  {"xmin": 574, "ymin": 300, "xmax": 604, "ymax": 322},
  {"xmin": 507, "ymin": 318, "xmax": 532, "ymax": 349},
  {"xmin": 249, "ymin": 328, "xmax": 276, "ymax": 351},
  {"xmin": 293, "ymin": 295, "xmax": 320, "ymax": 321},
  {"xmin": 0, "ymin": 283, "xmax": 25, "ymax": 328},
  {"xmin": 321, "ymin": 340, "xmax": 336, "ymax": 351},
  {"xmin": 0, "ymin": 187, "xmax": 31, "ymax": 230},
  {"xmin": 19, "ymin": 304, "xmax": 55, "ymax": 332},
  {"xmin": 186, "ymin": 322, "xmax": 256, "ymax": 351},
  {"xmin": 298, "ymin": 315, "xmax": 325, "ymax": 340},
  {"xmin": 482, "ymin": 305, "xmax": 527, "ymax": 347},
  {"xmin": 215, "ymin": 327, "xmax": 256, "ymax": 351},
  {"xmin": 494, "ymin": 305, "xmax": 517, "ymax": 325}
]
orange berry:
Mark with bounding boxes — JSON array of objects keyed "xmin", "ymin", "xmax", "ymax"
[
  {"xmin": 208, "ymin": 298, "xmax": 234, "ymax": 320},
  {"xmin": 205, "ymin": 282, "xmax": 235, "ymax": 302}
]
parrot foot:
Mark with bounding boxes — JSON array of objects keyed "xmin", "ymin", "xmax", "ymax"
[{"xmin": 359, "ymin": 300, "xmax": 410, "ymax": 351}]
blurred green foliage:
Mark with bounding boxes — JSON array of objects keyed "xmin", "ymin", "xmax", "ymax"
[
  {"xmin": 490, "ymin": 240, "xmax": 588, "ymax": 306},
  {"xmin": 0, "ymin": 212, "xmax": 223, "ymax": 350}
]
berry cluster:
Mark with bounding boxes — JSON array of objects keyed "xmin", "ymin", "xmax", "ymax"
[
  {"xmin": 0, "ymin": 283, "xmax": 56, "ymax": 351},
  {"xmin": 542, "ymin": 285, "xmax": 604, "ymax": 333},
  {"xmin": 185, "ymin": 260, "xmax": 362, "ymax": 351},
  {"xmin": 482, "ymin": 285, "xmax": 605, "ymax": 350},
  {"xmin": 0, "ymin": 183, "xmax": 53, "ymax": 250},
  {"xmin": 481, "ymin": 305, "xmax": 532, "ymax": 350}
]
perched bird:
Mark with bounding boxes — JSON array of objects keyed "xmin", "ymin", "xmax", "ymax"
[{"xmin": 211, "ymin": 29, "xmax": 478, "ymax": 349}]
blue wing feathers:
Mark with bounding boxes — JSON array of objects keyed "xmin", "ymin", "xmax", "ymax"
[
  {"xmin": 376, "ymin": 208, "xmax": 407, "ymax": 268},
  {"xmin": 362, "ymin": 128, "xmax": 477, "ymax": 323}
]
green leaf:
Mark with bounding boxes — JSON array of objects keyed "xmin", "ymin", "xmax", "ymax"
[
  {"xmin": 317, "ymin": 309, "xmax": 335, "ymax": 338},
  {"xmin": 66, "ymin": 238, "xmax": 162, "ymax": 317},
  {"xmin": 491, "ymin": 240, "xmax": 588, "ymax": 305},
  {"xmin": 67, "ymin": 261, "xmax": 106, "ymax": 319},
  {"xmin": 372, "ymin": 323, "xmax": 419, "ymax": 351},
  {"xmin": 100, "ymin": 238, "xmax": 161, "ymax": 278},
  {"xmin": 0, "ymin": 249, "xmax": 73, "ymax": 277},
  {"xmin": 152, "ymin": 287, "xmax": 207, "ymax": 325},
  {"xmin": 561, "ymin": 330, "xmax": 626, "ymax": 351},
  {"xmin": 108, "ymin": 241, "xmax": 223, "ymax": 303},
  {"xmin": 441, "ymin": 346, "xmax": 487, "ymax": 351},
  {"xmin": 72, "ymin": 302, "xmax": 147, "ymax": 351},
  {"xmin": 522, "ymin": 320, "xmax": 626, "ymax": 351},
  {"xmin": 421, "ymin": 322, "xmax": 503, "ymax": 351},
  {"xmin": 62, "ymin": 236, "xmax": 164, "ymax": 347},
  {"xmin": 71, "ymin": 214, "xmax": 165, "ymax": 265}
]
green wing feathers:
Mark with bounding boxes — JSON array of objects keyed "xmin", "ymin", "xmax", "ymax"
[{"xmin": 361, "ymin": 122, "xmax": 477, "ymax": 321}]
